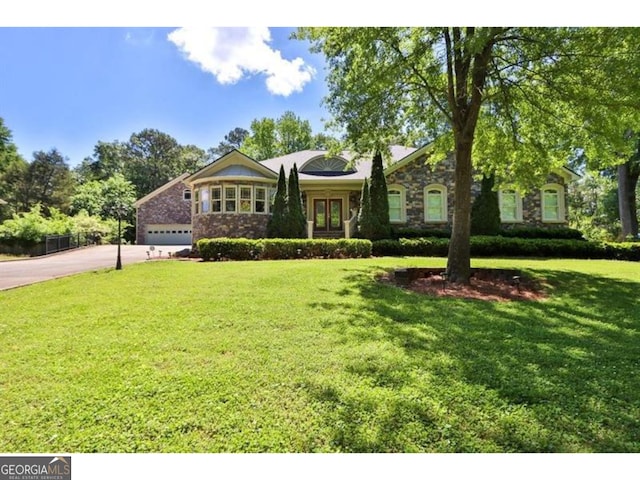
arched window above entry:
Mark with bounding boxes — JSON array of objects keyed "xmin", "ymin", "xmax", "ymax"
[{"xmin": 300, "ymin": 156, "xmax": 355, "ymax": 176}]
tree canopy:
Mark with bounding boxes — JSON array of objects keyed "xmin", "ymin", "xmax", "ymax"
[
  {"xmin": 241, "ymin": 111, "xmax": 337, "ymax": 160},
  {"xmin": 75, "ymin": 129, "xmax": 208, "ymax": 198},
  {"xmin": 299, "ymin": 27, "xmax": 640, "ymax": 282},
  {"xmin": 207, "ymin": 127, "xmax": 249, "ymax": 159}
]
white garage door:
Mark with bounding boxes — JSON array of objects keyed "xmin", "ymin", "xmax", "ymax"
[{"xmin": 145, "ymin": 224, "xmax": 192, "ymax": 245}]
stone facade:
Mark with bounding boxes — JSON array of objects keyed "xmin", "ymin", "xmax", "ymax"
[
  {"xmin": 515, "ymin": 172, "xmax": 569, "ymax": 228},
  {"xmin": 136, "ymin": 180, "xmax": 191, "ymax": 245},
  {"xmin": 385, "ymin": 154, "xmax": 569, "ymax": 230},
  {"xmin": 386, "ymin": 153, "xmax": 459, "ymax": 229},
  {"xmin": 192, "ymin": 213, "xmax": 269, "ymax": 243},
  {"xmin": 191, "ymin": 179, "xmax": 273, "ymax": 244}
]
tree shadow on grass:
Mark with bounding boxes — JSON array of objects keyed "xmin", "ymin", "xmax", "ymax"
[{"xmin": 305, "ymin": 266, "xmax": 640, "ymax": 452}]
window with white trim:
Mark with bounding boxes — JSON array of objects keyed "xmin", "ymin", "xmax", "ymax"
[
  {"xmin": 387, "ymin": 185, "xmax": 405, "ymax": 223},
  {"xmin": 211, "ymin": 186, "xmax": 222, "ymax": 212},
  {"xmin": 224, "ymin": 186, "xmax": 237, "ymax": 213},
  {"xmin": 183, "ymin": 189, "xmax": 192, "ymax": 201},
  {"xmin": 194, "ymin": 189, "xmax": 200, "ymax": 214},
  {"xmin": 200, "ymin": 187, "xmax": 210, "ymax": 213},
  {"xmin": 239, "ymin": 186, "xmax": 253, "ymax": 213},
  {"xmin": 255, "ymin": 187, "xmax": 267, "ymax": 213},
  {"xmin": 499, "ymin": 189, "xmax": 523, "ymax": 222},
  {"xmin": 541, "ymin": 184, "xmax": 564, "ymax": 222},
  {"xmin": 424, "ymin": 184, "xmax": 447, "ymax": 222}
]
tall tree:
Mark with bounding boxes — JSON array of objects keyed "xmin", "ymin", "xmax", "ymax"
[
  {"xmin": 0, "ymin": 118, "xmax": 26, "ymax": 217},
  {"xmin": 617, "ymin": 134, "xmax": 640, "ymax": 240},
  {"xmin": 299, "ymin": 27, "xmax": 640, "ymax": 282},
  {"xmin": 0, "ymin": 118, "xmax": 21, "ymax": 173},
  {"xmin": 207, "ymin": 127, "xmax": 249, "ymax": 159},
  {"xmin": 266, "ymin": 165, "xmax": 288, "ymax": 237},
  {"xmin": 123, "ymin": 129, "xmax": 206, "ymax": 197},
  {"xmin": 287, "ymin": 163, "xmax": 306, "ymax": 238},
  {"xmin": 311, "ymin": 133, "xmax": 340, "ymax": 151},
  {"xmin": 368, "ymin": 150, "xmax": 391, "ymax": 240},
  {"xmin": 9, "ymin": 149, "xmax": 75, "ymax": 214},
  {"xmin": 277, "ymin": 111, "xmax": 313, "ymax": 154},
  {"xmin": 241, "ymin": 111, "xmax": 322, "ymax": 160},
  {"xmin": 242, "ymin": 118, "xmax": 278, "ymax": 160},
  {"xmin": 74, "ymin": 140, "xmax": 126, "ymax": 183}
]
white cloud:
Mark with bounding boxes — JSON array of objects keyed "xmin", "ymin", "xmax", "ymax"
[{"xmin": 167, "ymin": 27, "xmax": 315, "ymax": 97}]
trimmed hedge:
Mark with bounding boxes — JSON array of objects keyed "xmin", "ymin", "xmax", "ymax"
[
  {"xmin": 197, "ymin": 238, "xmax": 372, "ymax": 261},
  {"xmin": 391, "ymin": 227, "xmax": 451, "ymax": 239},
  {"xmin": 498, "ymin": 227, "xmax": 585, "ymax": 240},
  {"xmin": 372, "ymin": 236, "xmax": 640, "ymax": 261},
  {"xmin": 391, "ymin": 226, "xmax": 584, "ymax": 240}
]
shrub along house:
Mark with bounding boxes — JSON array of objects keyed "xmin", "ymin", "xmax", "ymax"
[{"xmin": 134, "ymin": 145, "xmax": 579, "ymax": 246}]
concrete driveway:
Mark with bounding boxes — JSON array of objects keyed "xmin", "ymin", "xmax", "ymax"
[{"xmin": 0, "ymin": 245, "xmax": 187, "ymax": 291}]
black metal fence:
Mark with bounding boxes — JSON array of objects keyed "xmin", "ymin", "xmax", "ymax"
[{"xmin": 0, "ymin": 232, "xmax": 101, "ymax": 257}]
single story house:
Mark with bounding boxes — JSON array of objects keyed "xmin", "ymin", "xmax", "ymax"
[{"xmin": 134, "ymin": 144, "xmax": 579, "ymax": 246}]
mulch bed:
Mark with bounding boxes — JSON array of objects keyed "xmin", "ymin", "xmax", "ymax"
[{"xmin": 379, "ymin": 268, "xmax": 547, "ymax": 302}]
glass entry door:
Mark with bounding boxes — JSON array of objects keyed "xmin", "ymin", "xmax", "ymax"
[{"xmin": 313, "ymin": 199, "xmax": 343, "ymax": 231}]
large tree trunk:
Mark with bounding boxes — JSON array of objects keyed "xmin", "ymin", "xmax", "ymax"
[
  {"xmin": 447, "ymin": 140, "xmax": 473, "ymax": 284},
  {"xmin": 618, "ymin": 162, "xmax": 639, "ymax": 240}
]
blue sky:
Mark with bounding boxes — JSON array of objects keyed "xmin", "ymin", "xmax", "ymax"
[
  {"xmin": 0, "ymin": 26, "xmax": 329, "ymax": 166},
  {"xmin": 1, "ymin": 2, "xmax": 628, "ymax": 168}
]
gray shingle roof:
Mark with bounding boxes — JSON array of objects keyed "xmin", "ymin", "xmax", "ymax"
[{"xmin": 260, "ymin": 146, "xmax": 417, "ymax": 182}]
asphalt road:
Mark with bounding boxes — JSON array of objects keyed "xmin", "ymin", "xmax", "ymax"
[{"xmin": 0, "ymin": 245, "xmax": 187, "ymax": 291}]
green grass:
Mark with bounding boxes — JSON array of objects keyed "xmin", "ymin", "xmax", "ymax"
[
  {"xmin": 0, "ymin": 257, "xmax": 639, "ymax": 452},
  {"xmin": 0, "ymin": 253, "xmax": 28, "ymax": 261}
]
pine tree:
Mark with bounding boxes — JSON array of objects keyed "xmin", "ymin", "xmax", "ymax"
[
  {"xmin": 471, "ymin": 174, "xmax": 501, "ymax": 235},
  {"xmin": 357, "ymin": 178, "xmax": 373, "ymax": 239},
  {"xmin": 267, "ymin": 165, "xmax": 288, "ymax": 237},
  {"xmin": 368, "ymin": 150, "xmax": 391, "ymax": 240},
  {"xmin": 287, "ymin": 163, "xmax": 307, "ymax": 238}
]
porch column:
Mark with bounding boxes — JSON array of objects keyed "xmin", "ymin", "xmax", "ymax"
[{"xmin": 307, "ymin": 221, "xmax": 314, "ymax": 239}]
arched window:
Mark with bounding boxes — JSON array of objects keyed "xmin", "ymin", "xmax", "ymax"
[
  {"xmin": 300, "ymin": 156, "xmax": 355, "ymax": 176},
  {"xmin": 387, "ymin": 185, "xmax": 406, "ymax": 223},
  {"xmin": 499, "ymin": 189, "xmax": 523, "ymax": 222},
  {"xmin": 541, "ymin": 184, "xmax": 565, "ymax": 222},
  {"xmin": 424, "ymin": 184, "xmax": 447, "ymax": 222}
]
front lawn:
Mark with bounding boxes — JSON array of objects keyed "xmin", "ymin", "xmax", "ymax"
[{"xmin": 0, "ymin": 257, "xmax": 638, "ymax": 452}]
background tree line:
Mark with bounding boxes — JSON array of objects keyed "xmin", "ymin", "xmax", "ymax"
[{"xmin": 0, "ymin": 111, "xmax": 338, "ymax": 243}]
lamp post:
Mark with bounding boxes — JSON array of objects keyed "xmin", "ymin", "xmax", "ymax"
[{"xmin": 115, "ymin": 213, "xmax": 122, "ymax": 270}]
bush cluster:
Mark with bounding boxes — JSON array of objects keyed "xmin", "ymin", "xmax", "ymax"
[
  {"xmin": 372, "ymin": 236, "xmax": 640, "ymax": 261},
  {"xmin": 391, "ymin": 227, "xmax": 452, "ymax": 239},
  {"xmin": 197, "ymin": 238, "xmax": 372, "ymax": 261},
  {"xmin": 498, "ymin": 227, "xmax": 585, "ymax": 240},
  {"xmin": 390, "ymin": 226, "xmax": 584, "ymax": 240}
]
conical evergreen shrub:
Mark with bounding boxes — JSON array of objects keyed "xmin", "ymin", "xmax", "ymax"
[
  {"xmin": 267, "ymin": 164, "xmax": 289, "ymax": 237},
  {"xmin": 357, "ymin": 178, "xmax": 374, "ymax": 239},
  {"xmin": 287, "ymin": 163, "xmax": 307, "ymax": 238},
  {"xmin": 369, "ymin": 150, "xmax": 391, "ymax": 240},
  {"xmin": 471, "ymin": 174, "xmax": 501, "ymax": 235}
]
